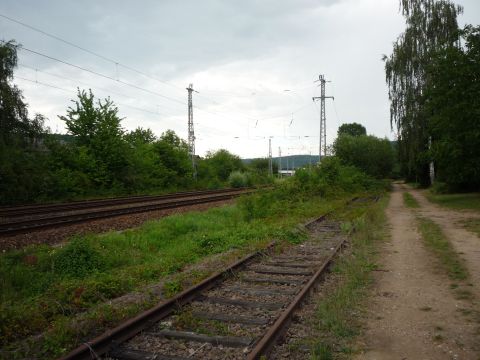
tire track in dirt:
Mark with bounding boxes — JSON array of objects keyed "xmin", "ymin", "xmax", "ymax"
[
  {"xmin": 355, "ymin": 183, "xmax": 479, "ymax": 360},
  {"xmin": 408, "ymin": 186, "xmax": 480, "ymax": 300}
]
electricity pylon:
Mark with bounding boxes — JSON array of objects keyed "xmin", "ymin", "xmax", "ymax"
[
  {"xmin": 312, "ymin": 75, "xmax": 334, "ymax": 162},
  {"xmin": 186, "ymin": 84, "xmax": 197, "ymax": 180}
]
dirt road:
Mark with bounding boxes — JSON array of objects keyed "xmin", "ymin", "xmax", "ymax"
[{"xmin": 355, "ymin": 183, "xmax": 480, "ymax": 360}]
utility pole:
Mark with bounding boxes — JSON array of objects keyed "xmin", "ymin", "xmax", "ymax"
[
  {"xmin": 312, "ymin": 75, "xmax": 334, "ymax": 163},
  {"xmin": 186, "ymin": 83, "xmax": 197, "ymax": 180},
  {"xmin": 268, "ymin": 138, "xmax": 273, "ymax": 176},
  {"xmin": 278, "ymin": 147, "xmax": 282, "ymax": 177}
]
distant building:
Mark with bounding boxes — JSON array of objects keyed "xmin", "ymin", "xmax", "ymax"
[{"xmin": 279, "ymin": 169, "xmax": 295, "ymax": 177}]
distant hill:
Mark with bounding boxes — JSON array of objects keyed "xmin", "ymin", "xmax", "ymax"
[{"xmin": 243, "ymin": 154, "xmax": 319, "ymax": 170}]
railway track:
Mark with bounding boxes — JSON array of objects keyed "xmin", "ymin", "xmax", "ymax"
[
  {"xmin": 59, "ymin": 214, "xmax": 346, "ymax": 360},
  {"xmin": 0, "ymin": 188, "xmax": 250, "ymax": 218},
  {"xmin": 0, "ymin": 189, "xmax": 253, "ymax": 236}
]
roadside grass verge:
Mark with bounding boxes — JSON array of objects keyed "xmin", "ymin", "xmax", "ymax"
[
  {"xmin": 417, "ymin": 217, "xmax": 468, "ymax": 281},
  {"xmin": 403, "ymin": 192, "xmax": 420, "ymax": 208},
  {"xmin": 310, "ymin": 196, "xmax": 389, "ymax": 359},
  {"xmin": 0, "ymin": 191, "xmax": 349, "ymax": 359},
  {"xmin": 426, "ymin": 192, "xmax": 480, "ymax": 212},
  {"xmin": 461, "ymin": 219, "xmax": 480, "ymax": 238}
]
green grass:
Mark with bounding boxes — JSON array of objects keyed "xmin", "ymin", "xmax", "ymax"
[
  {"xmin": 461, "ymin": 219, "xmax": 480, "ymax": 238},
  {"xmin": 426, "ymin": 192, "xmax": 480, "ymax": 212},
  {"xmin": 0, "ymin": 191, "xmax": 347, "ymax": 359},
  {"xmin": 417, "ymin": 217, "xmax": 468, "ymax": 281},
  {"xmin": 403, "ymin": 192, "xmax": 420, "ymax": 208},
  {"xmin": 310, "ymin": 196, "xmax": 389, "ymax": 359}
]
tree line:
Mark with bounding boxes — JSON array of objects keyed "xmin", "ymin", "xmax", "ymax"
[
  {"xmin": 0, "ymin": 41, "xmax": 272, "ymax": 205},
  {"xmin": 385, "ymin": 0, "xmax": 480, "ymax": 190}
]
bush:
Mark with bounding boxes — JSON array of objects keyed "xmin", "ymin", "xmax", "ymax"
[
  {"xmin": 333, "ymin": 134, "xmax": 395, "ymax": 178},
  {"xmin": 53, "ymin": 239, "xmax": 105, "ymax": 278},
  {"xmin": 228, "ymin": 171, "xmax": 251, "ymax": 188}
]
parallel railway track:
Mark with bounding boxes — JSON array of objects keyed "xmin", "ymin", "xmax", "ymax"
[
  {"xmin": 59, "ymin": 214, "xmax": 346, "ymax": 360},
  {"xmin": 0, "ymin": 188, "xmax": 253, "ymax": 236},
  {"xmin": 0, "ymin": 188, "xmax": 250, "ymax": 218}
]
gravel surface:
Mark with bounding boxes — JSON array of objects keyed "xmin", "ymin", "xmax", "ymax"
[{"xmin": 0, "ymin": 199, "xmax": 234, "ymax": 251}]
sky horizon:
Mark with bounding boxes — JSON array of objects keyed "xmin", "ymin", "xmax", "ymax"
[{"xmin": 1, "ymin": 0, "xmax": 479, "ymax": 158}]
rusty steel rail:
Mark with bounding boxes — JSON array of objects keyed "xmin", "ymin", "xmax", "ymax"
[
  {"xmin": 58, "ymin": 242, "xmax": 276, "ymax": 360},
  {"xmin": 57, "ymin": 212, "xmax": 348, "ymax": 360},
  {"xmin": 247, "ymin": 219, "xmax": 345, "ymax": 359},
  {"xmin": 0, "ymin": 188, "xmax": 251, "ymax": 217},
  {"xmin": 53, "ymin": 196, "xmax": 379, "ymax": 360},
  {"xmin": 0, "ymin": 190, "xmax": 253, "ymax": 236}
]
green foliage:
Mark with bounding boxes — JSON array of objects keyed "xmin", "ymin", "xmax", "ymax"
[
  {"xmin": 124, "ymin": 127, "xmax": 156, "ymax": 145},
  {"xmin": 424, "ymin": 26, "xmax": 480, "ymax": 190},
  {"xmin": 59, "ymin": 89, "xmax": 129, "ymax": 187},
  {"xmin": 333, "ymin": 134, "xmax": 395, "ymax": 179},
  {"xmin": 202, "ymin": 149, "xmax": 244, "ymax": 182},
  {"xmin": 0, "ymin": 40, "xmax": 31, "ymax": 146},
  {"xmin": 384, "ymin": 0, "xmax": 463, "ymax": 186},
  {"xmin": 228, "ymin": 171, "xmax": 251, "ymax": 188},
  {"xmin": 426, "ymin": 192, "xmax": 480, "ymax": 211},
  {"xmin": 337, "ymin": 123, "xmax": 366, "ymax": 137},
  {"xmin": 53, "ymin": 239, "xmax": 105, "ymax": 278}
]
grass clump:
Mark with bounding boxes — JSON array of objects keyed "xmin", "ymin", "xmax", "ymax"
[
  {"xmin": 311, "ymin": 196, "xmax": 389, "ymax": 358},
  {"xmin": 403, "ymin": 192, "xmax": 420, "ymax": 208},
  {"xmin": 417, "ymin": 217, "xmax": 468, "ymax": 281},
  {"xmin": 426, "ymin": 192, "xmax": 480, "ymax": 212}
]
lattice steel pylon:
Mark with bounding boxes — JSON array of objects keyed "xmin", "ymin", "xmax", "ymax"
[
  {"xmin": 268, "ymin": 138, "xmax": 273, "ymax": 176},
  {"xmin": 186, "ymin": 83, "xmax": 197, "ymax": 180},
  {"xmin": 312, "ymin": 75, "xmax": 334, "ymax": 163}
]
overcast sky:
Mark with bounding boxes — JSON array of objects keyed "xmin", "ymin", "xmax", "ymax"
[{"xmin": 1, "ymin": 0, "xmax": 479, "ymax": 158}]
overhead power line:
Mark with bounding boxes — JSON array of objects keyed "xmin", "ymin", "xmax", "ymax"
[
  {"xmin": 14, "ymin": 75, "xmax": 171, "ymax": 117},
  {"xmin": 1, "ymin": 13, "xmax": 315, "ymax": 123},
  {"xmin": 18, "ymin": 63, "xmax": 182, "ymax": 115},
  {"xmin": 0, "ymin": 13, "xmax": 185, "ymax": 92},
  {"xmin": 13, "ymin": 43, "xmax": 187, "ymax": 106}
]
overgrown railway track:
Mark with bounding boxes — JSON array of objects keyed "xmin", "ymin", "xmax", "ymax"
[
  {"xmin": 59, "ymin": 214, "xmax": 346, "ymax": 360},
  {"xmin": 0, "ymin": 188, "xmax": 253, "ymax": 236}
]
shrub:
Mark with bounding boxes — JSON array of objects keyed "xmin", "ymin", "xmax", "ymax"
[
  {"xmin": 228, "ymin": 171, "xmax": 251, "ymax": 188},
  {"xmin": 53, "ymin": 239, "xmax": 105, "ymax": 278}
]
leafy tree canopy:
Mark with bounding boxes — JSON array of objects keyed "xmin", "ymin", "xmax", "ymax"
[
  {"xmin": 204, "ymin": 149, "xmax": 244, "ymax": 181},
  {"xmin": 0, "ymin": 40, "xmax": 46, "ymax": 146},
  {"xmin": 333, "ymin": 134, "xmax": 395, "ymax": 179},
  {"xmin": 337, "ymin": 123, "xmax": 366, "ymax": 137},
  {"xmin": 384, "ymin": 0, "xmax": 462, "ymax": 185}
]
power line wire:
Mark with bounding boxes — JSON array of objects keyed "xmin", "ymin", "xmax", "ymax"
[
  {"xmin": 14, "ymin": 75, "xmax": 172, "ymax": 117},
  {"xmin": 13, "ymin": 43, "xmax": 188, "ymax": 106},
  {"xmin": 0, "ymin": 12, "xmax": 185, "ymax": 92},
  {"xmin": 0, "ymin": 14, "xmax": 313, "ymax": 122},
  {"xmin": 18, "ymin": 63, "xmax": 182, "ymax": 115}
]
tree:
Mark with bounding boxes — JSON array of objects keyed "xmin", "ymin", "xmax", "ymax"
[
  {"xmin": 153, "ymin": 130, "xmax": 192, "ymax": 186},
  {"xmin": 248, "ymin": 158, "xmax": 278, "ymax": 175},
  {"xmin": 0, "ymin": 40, "xmax": 46, "ymax": 146},
  {"xmin": 384, "ymin": 0, "xmax": 462, "ymax": 186},
  {"xmin": 125, "ymin": 127, "xmax": 156, "ymax": 145},
  {"xmin": 337, "ymin": 123, "xmax": 366, "ymax": 137},
  {"xmin": 59, "ymin": 89, "xmax": 128, "ymax": 186},
  {"xmin": 424, "ymin": 26, "xmax": 480, "ymax": 190},
  {"xmin": 333, "ymin": 134, "xmax": 395, "ymax": 179},
  {"xmin": 203, "ymin": 149, "xmax": 244, "ymax": 182}
]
